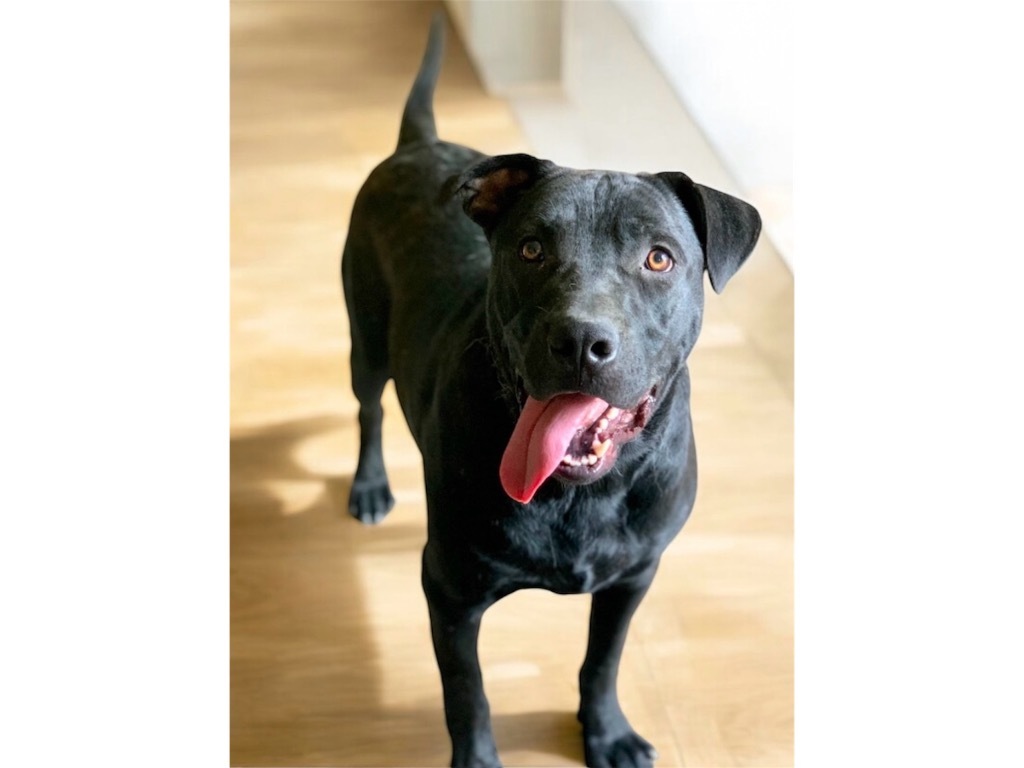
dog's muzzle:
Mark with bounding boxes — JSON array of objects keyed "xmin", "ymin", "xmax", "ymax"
[{"xmin": 498, "ymin": 387, "xmax": 656, "ymax": 503}]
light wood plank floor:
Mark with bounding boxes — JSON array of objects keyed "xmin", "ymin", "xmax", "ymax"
[{"xmin": 230, "ymin": 2, "xmax": 793, "ymax": 766}]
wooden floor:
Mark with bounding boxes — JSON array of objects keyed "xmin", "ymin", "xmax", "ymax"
[{"xmin": 230, "ymin": 2, "xmax": 793, "ymax": 766}]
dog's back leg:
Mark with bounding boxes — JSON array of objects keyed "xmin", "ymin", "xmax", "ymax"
[{"xmin": 342, "ymin": 232, "xmax": 395, "ymax": 524}]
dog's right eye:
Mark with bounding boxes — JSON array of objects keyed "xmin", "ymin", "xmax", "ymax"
[{"xmin": 519, "ymin": 239, "xmax": 544, "ymax": 263}]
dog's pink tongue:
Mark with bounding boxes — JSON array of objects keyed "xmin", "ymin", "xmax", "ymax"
[{"xmin": 499, "ymin": 393, "xmax": 610, "ymax": 503}]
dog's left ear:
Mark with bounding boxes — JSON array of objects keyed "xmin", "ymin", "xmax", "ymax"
[
  {"xmin": 446, "ymin": 153, "xmax": 557, "ymax": 233},
  {"xmin": 656, "ymin": 172, "xmax": 762, "ymax": 293}
]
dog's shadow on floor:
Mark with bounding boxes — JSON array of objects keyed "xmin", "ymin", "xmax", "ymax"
[
  {"xmin": 231, "ymin": 414, "xmax": 587, "ymax": 766},
  {"xmin": 231, "ymin": 414, "xmax": 431, "ymax": 764}
]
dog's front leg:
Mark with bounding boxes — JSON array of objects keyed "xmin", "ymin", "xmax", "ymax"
[
  {"xmin": 423, "ymin": 570, "xmax": 501, "ymax": 768},
  {"xmin": 578, "ymin": 570, "xmax": 659, "ymax": 768}
]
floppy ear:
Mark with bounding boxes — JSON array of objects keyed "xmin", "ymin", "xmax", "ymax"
[
  {"xmin": 656, "ymin": 172, "xmax": 762, "ymax": 293},
  {"xmin": 446, "ymin": 153, "xmax": 557, "ymax": 233}
]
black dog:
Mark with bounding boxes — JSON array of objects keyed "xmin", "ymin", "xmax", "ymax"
[{"xmin": 341, "ymin": 15, "xmax": 760, "ymax": 768}]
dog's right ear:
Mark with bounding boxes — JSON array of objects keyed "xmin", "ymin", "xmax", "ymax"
[{"xmin": 444, "ymin": 154, "xmax": 557, "ymax": 232}]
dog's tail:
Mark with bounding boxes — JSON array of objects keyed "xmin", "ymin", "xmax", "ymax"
[{"xmin": 397, "ymin": 12, "xmax": 445, "ymax": 148}]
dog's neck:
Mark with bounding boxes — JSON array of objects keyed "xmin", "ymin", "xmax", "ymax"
[{"xmin": 483, "ymin": 290, "xmax": 521, "ymax": 419}]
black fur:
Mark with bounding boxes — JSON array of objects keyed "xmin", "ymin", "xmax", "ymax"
[{"xmin": 341, "ymin": 14, "xmax": 760, "ymax": 767}]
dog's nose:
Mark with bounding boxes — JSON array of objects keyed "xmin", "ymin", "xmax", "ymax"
[{"xmin": 548, "ymin": 319, "xmax": 619, "ymax": 374}]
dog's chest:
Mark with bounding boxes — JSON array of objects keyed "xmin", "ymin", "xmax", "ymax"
[{"xmin": 487, "ymin": 495, "xmax": 647, "ymax": 595}]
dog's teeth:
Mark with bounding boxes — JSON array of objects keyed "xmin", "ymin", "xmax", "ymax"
[
  {"xmin": 594, "ymin": 439, "xmax": 610, "ymax": 458},
  {"xmin": 606, "ymin": 407, "xmax": 621, "ymax": 419},
  {"xmin": 569, "ymin": 457, "xmax": 582, "ymax": 467},
  {"xmin": 562, "ymin": 455, "xmax": 573, "ymax": 465},
  {"xmin": 598, "ymin": 418, "xmax": 609, "ymax": 431},
  {"xmin": 587, "ymin": 454, "xmax": 598, "ymax": 465}
]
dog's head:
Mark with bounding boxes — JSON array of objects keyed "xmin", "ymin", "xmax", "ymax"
[{"xmin": 450, "ymin": 153, "xmax": 760, "ymax": 503}]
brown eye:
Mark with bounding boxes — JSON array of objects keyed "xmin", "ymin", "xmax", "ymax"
[
  {"xmin": 519, "ymin": 239, "xmax": 544, "ymax": 263},
  {"xmin": 645, "ymin": 247, "xmax": 674, "ymax": 272}
]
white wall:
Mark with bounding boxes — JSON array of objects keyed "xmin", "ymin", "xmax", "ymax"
[
  {"xmin": 613, "ymin": 1, "xmax": 792, "ymax": 193},
  {"xmin": 612, "ymin": 0, "xmax": 793, "ymax": 267},
  {"xmin": 445, "ymin": 0, "xmax": 562, "ymax": 93},
  {"xmin": 444, "ymin": 0, "xmax": 792, "ymax": 269}
]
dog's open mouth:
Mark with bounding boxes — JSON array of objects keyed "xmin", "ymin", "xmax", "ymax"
[{"xmin": 499, "ymin": 388, "xmax": 656, "ymax": 503}]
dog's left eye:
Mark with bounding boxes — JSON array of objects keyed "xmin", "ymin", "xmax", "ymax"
[{"xmin": 644, "ymin": 248, "xmax": 674, "ymax": 273}]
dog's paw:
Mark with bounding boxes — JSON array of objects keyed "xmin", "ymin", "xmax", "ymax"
[
  {"xmin": 584, "ymin": 729, "xmax": 658, "ymax": 768},
  {"xmin": 347, "ymin": 478, "xmax": 395, "ymax": 524},
  {"xmin": 451, "ymin": 742, "xmax": 502, "ymax": 768},
  {"xmin": 452, "ymin": 755, "xmax": 502, "ymax": 768}
]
